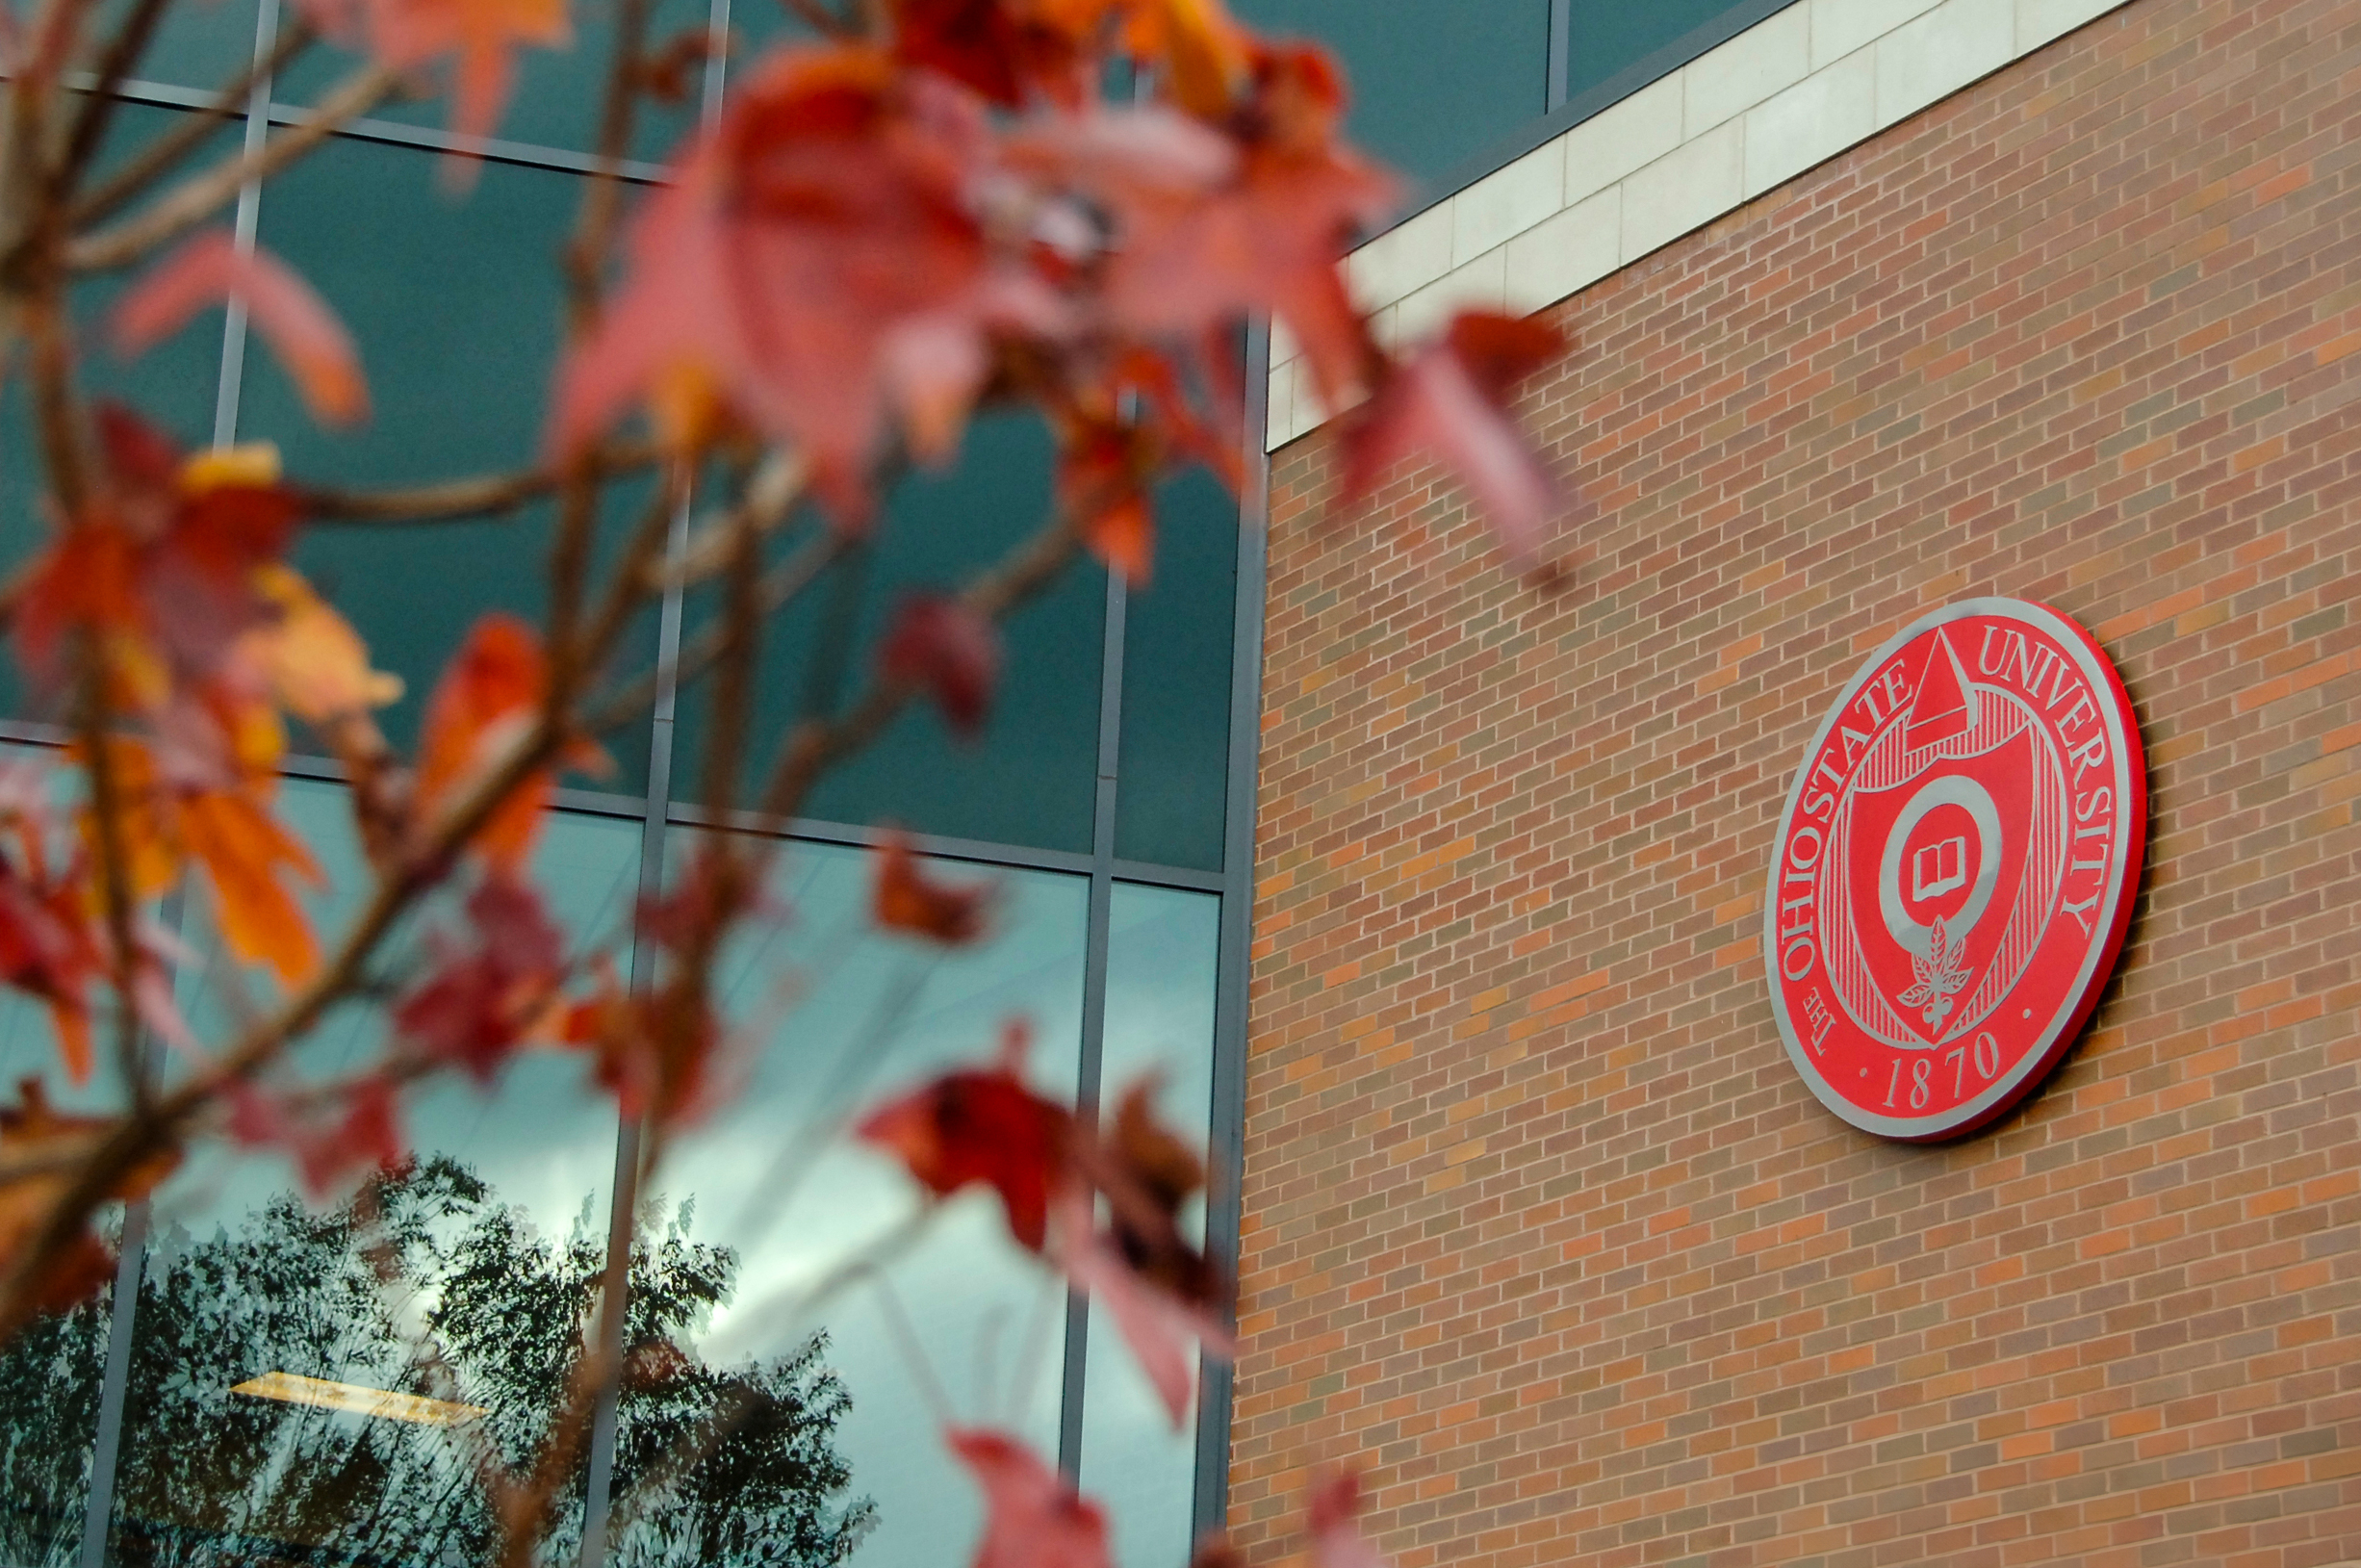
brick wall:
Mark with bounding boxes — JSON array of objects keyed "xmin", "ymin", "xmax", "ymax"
[{"xmin": 1233, "ymin": 1, "xmax": 2361, "ymax": 1565}]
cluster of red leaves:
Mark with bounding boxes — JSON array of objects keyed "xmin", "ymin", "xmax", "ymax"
[
  {"xmin": 556, "ymin": 843, "xmax": 751, "ymax": 1129},
  {"xmin": 392, "ymin": 872, "xmax": 568, "ymax": 1080},
  {"xmin": 947, "ymin": 1427, "xmax": 1389, "ymax": 1568},
  {"xmin": 856, "ymin": 1013, "xmax": 1230, "ymax": 1427},
  {"xmin": 553, "ymin": 0, "xmax": 1569, "ymax": 607},
  {"xmin": 228, "ymin": 1075, "xmax": 404, "ymax": 1198}
]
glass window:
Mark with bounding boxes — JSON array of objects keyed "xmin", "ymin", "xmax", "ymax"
[
  {"xmin": 242, "ymin": 136, "xmax": 660, "ymax": 794},
  {"xmin": 1116, "ymin": 470, "xmax": 1235, "ymax": 872},
  {"xmin": 675, "ymin": 414, "xmax": 1105, "ymax": 855},
  {"xmin": 108, "ymin": 0, "xmax": 265, "ymax": 97},
  {"xmin": 106, "ymin": 784, "xmax": 640, "ymax": 1567},
  {"xmin": 1566, "ymin": 0, "xmax": 1764, "ymax": 103},
  {"xmin": 1076, "ymin": 884, "xmax": 1219, "ymax": 1568},
  {"xmin": 0, "ymin": 104, "xmax": 247, "ymax": 725},
  {"xmin": 1231, "ymin": 0, "xmax": 1550, "ymax": 185},
  {"xmin": 621, "ymin": 832, "xmax": 1085, "ymax": 1568},
  {"xmin": 270, "ymin": 0, "xmax": 714, "ymax": 163}
]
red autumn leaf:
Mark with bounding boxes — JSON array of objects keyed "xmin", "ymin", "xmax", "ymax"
[
  {"xmin": 854, "ymin": 1019, "xmax": 1071, "ymax": 1250},
  {"xmin": 879, "ymin": 596, "xmax": 1001, "ymax": 739},
  {"xmin": 392, "ymin": 872, "xmax": 567, "ymax": 1080},
  {"xmin": 1058, "ymin": 1078, "xmax": 1233, "ymax": 1425},
  {"xmin": 1307, "ymin": 1472, "xmax": 1386, "ymax": 1568},
  {"xmin": 1058, "ymin": 419, "xmax": 1157, "ymax": 586},
  {"xmin": 550, "ymin": 45, "xmax": 1053, "ymax": 522},
  {"xmin": 1064, "ymin": 1218, "xmax": 1232, "ymax": 1425},
  {"xmin": 1341, "ymin": 312, "xmax": 1565, "ymax": 571},
  {"xmin": 945, "ymin": 1427, "xmax": 1113, "ymax": 1568},
  {"xmin": 0, "ymin": 855, "xmax": 104, "ymax": 1084},
  {"xmin": 229, "ymin": 1076, "xmax": 406, "ymax": 1198},
  {"xmin": 1050, "ymin": 46, "xmax": 1396, "ymax": 415},
  {"xmin": 872, "ymin": 831, "xmax": 991, "ymax": 943},
  {"xmin": 12, "ymin": 409, "xmax": 297, "ymax": 707},
  {"xmin": 558, "ymin": 960, "xmax": 727, "ymax": 1128},
  {"xmin": 113, "ymin": 230, "xmax": 368, "ymax": 427}
]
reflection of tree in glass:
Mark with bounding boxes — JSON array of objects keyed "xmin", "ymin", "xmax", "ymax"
[
  {"xmin": 93, "ymin": 1158, "xmax": 871, "ymax": 1568},
  {"xmin": 0, "ymin": 1271, "xmax": 109, "ymax": 1568}
]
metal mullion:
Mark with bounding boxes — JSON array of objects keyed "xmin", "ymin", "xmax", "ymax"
[
  {"xmin": 74, "ymin": 1201, "xmax": 149, "ymax": 1568},
  {"xmin": 210, "ymin": 0, "xmax": 281, "ymax": 450},
  {"xmin": 69, "ymin": 13, "xmax": 291, "ymax": 1559},
  {"xmin": 1057, "ymin": 567, "xmax": 1127, "ymax": 1479},
  {"xmin": 576, "ymin": 488, "xmax": 691, "ymax": 1568},
  {"xmin": 1192, "ymin": 318, "xmax": 1271, "ymax": 1542},
  {"xmin": 1547, "ymin": 0, "xmax": 1573, "ymax": 112}
]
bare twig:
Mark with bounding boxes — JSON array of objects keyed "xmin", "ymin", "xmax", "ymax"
[
  {"xmin": 50, "ymin": 0, "xmax": 175, "ymax": 198},
  {"xmin": 580, "ymin": 526, "xmax": 842, "ymax": 736},
  {"xmin": 292, "ymin": 440, "xmax": 663, "ymax": 525},
  {"xmin": 67, "ymin": 62, "xmax": 398, "ymax": 272},
  {"xmin": 72, "ymin": 25, "xmax": 317, "ymax": 229}
]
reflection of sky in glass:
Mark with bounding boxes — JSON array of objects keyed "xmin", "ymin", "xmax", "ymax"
[
  {"xmin": 647, "ymin": 835, "xmax": 1086, "ymax": 1568},
  {"xmin": 107, "ymin": 785, "xmax": 639, "ymax": 1565},
  {"xmin": 152, "ymin": 780, "xmax": 640, "ymax": 1238},
  {"xmin": 1079, "ymin": 885, "xmax": 1219, "ymax": 1568}
]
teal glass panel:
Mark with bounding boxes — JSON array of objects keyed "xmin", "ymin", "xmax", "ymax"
[
  {"xmin": 676, "ymin": 414, "xmax": 1104, "ymax": 855},
  {"xmin": 1076, "ymin": 884, "xmax": 1219, "ymax": 1568},
  {"xmin": 625, "ymin": 832, "xmax": 1086, "ymax": 1568},
  {"xmin": 242, "ymin": 137, "xmax": 659, "ymax": 792},
  {"xmin": 1567, "ymin": 0, "xmax": 1763, "ymax": 102},
  {"xmin": 272, "ymin": 0, "xmax": 712, "ymax": 162},
  {"xmin": 104, "ymin": 0, "xmax": 264, "ymax": 95},
  {"xmin": 1115, "ymin": 470, "xmax": 1235, "ymax": 871},
  {"xmin": 108, "ymin": 784, "xmax": 640, "ymax": 1567},
  {"xmin": 1231, "ymin": 0, "xmax": 1549, "ymax": 184},
  {"xmin": 0, "ymin": 104, "xmax": 244, "ymax": 723}
]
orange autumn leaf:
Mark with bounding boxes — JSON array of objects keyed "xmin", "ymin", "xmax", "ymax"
[
  {"xmin": 872, "ymin": 830, "xmax": 993, "ymax": 941},
  {"xmin": 1120, "ymin": 0, "xmax": 1249, "ymax": 119},
  {"xmin": 416, "ymin": 614, "xmax": 568, "ymax": 868},
  {"xmin": 294, "ymin": 0, "xmax": 570, "ymax": 147},
  {"xmin": 113, "ymin": 230, "xmax": 368, "ymax": 427},
  {"xmin": 244, "ymin": 565, "xmax": 403, "ymax": 728},
  {"xmin": 178, "ymin": 786, "xmax": 323, "ymax": 986}
]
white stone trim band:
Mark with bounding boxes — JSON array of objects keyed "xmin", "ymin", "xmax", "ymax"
[{"xmin": 1265, "ymin": 0, "xmax": 2134, "ymax": 450}]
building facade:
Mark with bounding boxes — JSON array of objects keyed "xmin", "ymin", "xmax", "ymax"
[{"xmin": 1235, "ymin": 4, "xmax": 2361, "ymax": 1568}]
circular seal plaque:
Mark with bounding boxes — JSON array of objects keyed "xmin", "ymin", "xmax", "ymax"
[{"xmin": 1763, "ymin": 599, "xmax": 2145, "ymax": 1141}]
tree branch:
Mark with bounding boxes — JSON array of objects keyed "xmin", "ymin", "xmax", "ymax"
[
  {"xmin": 66, "ymin": 61, "xmax": 397, "ymax": 272},
  {"xmin": 292, "ymin": 440, "xmax": 661, "ymax": 526},
  {"xmin": 71, "ymin": 24, "xmax": 316, "ymax": 229}
]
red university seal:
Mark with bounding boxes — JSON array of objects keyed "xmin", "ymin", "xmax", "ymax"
[{"xmin": 1763, "ymin": 599, "xmax": 2146, "ymax": 1141}]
